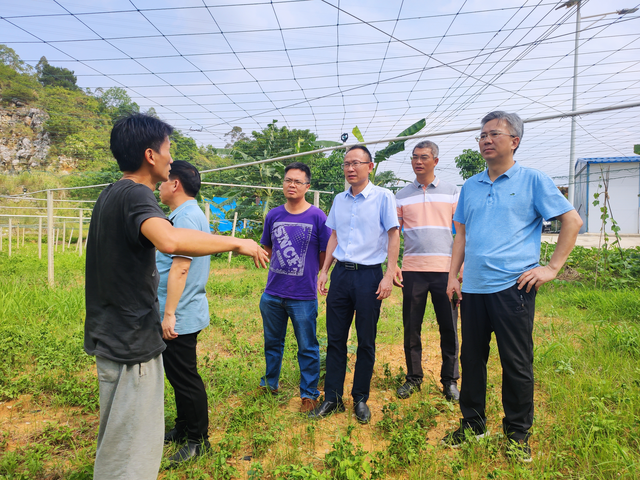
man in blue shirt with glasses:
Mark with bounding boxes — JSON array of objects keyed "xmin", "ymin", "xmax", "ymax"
[{"xmin": 442, "ymin": 111, "xmax": 582, "ymax": 462}]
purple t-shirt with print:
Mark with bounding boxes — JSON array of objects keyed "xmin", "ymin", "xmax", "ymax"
[{"xmin": 261, "ymin": 204, "xmax": 331, "ymax": 301}]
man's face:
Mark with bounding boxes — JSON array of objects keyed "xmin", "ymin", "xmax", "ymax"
[
  {"xmin": 478, "ymin": 119, "xmax": 520, "ymax": 162},
  {"xmin": 411, "ymin": 147, "xmax": 438, "ymax": 177},
  {"xmin": 151, "ymin": 137, "xmax": 173, "ymax": 182},
  {"xmin": 158, "ymin": 176, "xmax": 177, "ymax": 206},
  {"xmin": 343, "ymin": 148, "xmax": 373, "ymax": 188},
  {"xmin": 283, "ymin": 168, "xmax": 310, "ymax": 201}
]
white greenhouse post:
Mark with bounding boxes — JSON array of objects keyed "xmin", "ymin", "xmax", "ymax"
[
  {"xmin": 228, "ymin": 211, "xmax": 238, "ymax": 265},
  {"xmin": 38, "ymin": 217, "xmax": 42, "ymax": 259},
  {"xmin": 47, "ymin": 190, "xmax": 54, "ymax": 286}
]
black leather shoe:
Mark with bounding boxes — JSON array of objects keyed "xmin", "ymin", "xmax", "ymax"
[
  {"xmin": 307, "ymin": 400, "xmax": 345, "ymax": 419},
  {"xmin": 444, "ymin": 384, "xmax": 460, "ymax": 402},
  {"xmin": 397, "ymin": 381, "xmax": 421, "ymax": 399},
  {"xmin": 168, "ymin": 439, "xmax": 211, "ymax": 465},
  {"xmin": 164, "ymin": 428, "xmax": 187, "ymax": 445},
  {"xmin": 354, "ymin": 401, "xmax": 371, "ymax": 424}
]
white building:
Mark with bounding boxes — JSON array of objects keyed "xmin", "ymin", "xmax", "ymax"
[{"xmin": 574, "ymin": 156, "xmax": 640, "ymax": 234}]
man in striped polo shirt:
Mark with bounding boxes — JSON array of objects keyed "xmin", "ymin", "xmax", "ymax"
[{"xmin": 394, "ymin": 140, "xmax": 460, "ymax": 402}]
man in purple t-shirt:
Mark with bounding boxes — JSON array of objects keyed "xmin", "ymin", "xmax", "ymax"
[{"xmin": 259, "ymin": 162, "xmax": 331, "ymax": 412}]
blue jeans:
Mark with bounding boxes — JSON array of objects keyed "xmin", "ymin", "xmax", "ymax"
[{"xmin": 259, "ymin": 292, "xmax": 320, "ymax": 399}]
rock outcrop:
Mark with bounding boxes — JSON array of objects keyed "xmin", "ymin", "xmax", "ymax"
[{"xmin": 0, "ymin": 105, "xmax": 51, "ymax": 172}]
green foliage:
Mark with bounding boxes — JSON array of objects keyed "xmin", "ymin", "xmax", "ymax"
[
  {"xmin": 0, "ymin": 44, "xmax": 32, "ymax": 74},
  {"xmin": 0, "ymin": 63, "xmax": 41, "ymax": 104},
  {"xmin": 373, "ymin": 118, "xmax": 426, "ymax": 165},
  {"xmin": 274, "ymin": 464, "xmax": 329, "ymax": 479},
  {"xmin": 37, "ymin": 56, "xmax": 79, "ymax": 90},
  {"xmin": 455, "ymin": 148, "xmax": 485, "ymax": 180},
  {"xmin": 95, "ymin": 86, "xmax": 140, "ymax": 124},
  {"xmin": 324, "ymin": 427, "xmax": 380, "ymax": 480},
  {"xmin": 634, "ymin": 144, "xmax": 639, "ymax": 155}
]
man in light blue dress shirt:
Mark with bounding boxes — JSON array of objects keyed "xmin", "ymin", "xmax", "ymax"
[{"xmin": 309, "ymin": 145, "xmax": 400, "ymax": 424}]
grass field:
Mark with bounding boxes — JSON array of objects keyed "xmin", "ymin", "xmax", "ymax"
[{"xmin": 1, "ymin": 241, "xmax": 639, "ymax": 479}]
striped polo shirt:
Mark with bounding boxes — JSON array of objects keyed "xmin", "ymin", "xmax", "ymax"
[{"xmin": 396, "ymin": 177, "xmax": 459, "ymax": 272}]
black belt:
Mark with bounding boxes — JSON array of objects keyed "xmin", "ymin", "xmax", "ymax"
[{"xmin": 337, "ymin": 261, "xmax": 381, "ymax": 271}]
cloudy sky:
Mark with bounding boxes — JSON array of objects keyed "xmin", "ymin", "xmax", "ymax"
[{"xmin": 2, "ymin": 0, "xmax": 639, "ymax": 186}]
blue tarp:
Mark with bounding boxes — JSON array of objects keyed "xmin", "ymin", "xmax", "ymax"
[{"xmin": 207, "ymin": 197, "xmax": 240, "ymax": 233}]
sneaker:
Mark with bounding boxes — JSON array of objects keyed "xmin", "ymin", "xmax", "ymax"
[
  {"xmin": 506, "ymin": 438, "xmax": 532, "ymax": 463},
  {"xmin": 300, "ymin": 397, "xmax": 318, "ymax": 413},
  {"xmin": 441, "ymin": 426, "xmax": 487, "ymax": 448},
  {"xmin": 396, "ymin": 381, "xmax": 421, "ymax": 399}
]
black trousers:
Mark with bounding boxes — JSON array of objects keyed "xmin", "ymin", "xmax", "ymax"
[
  {"xmin": 324, "ymin": 263, "xmax": 383, "ymax": 404},
  {"xmin": 402, "ymin": 271, "xmax": 459, "ymax": 386},
  {"xmin": 459, "ymin": 284, "xmax": 536, "ymax": 441},
  {"xmin": 162, "ymin": 331, "xmax": 209, "ymax": 442}
]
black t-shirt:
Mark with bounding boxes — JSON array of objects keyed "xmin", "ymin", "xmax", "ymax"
[{"xmin": 84, "ymin": 179, "xmax": 169, "ymax": 364}]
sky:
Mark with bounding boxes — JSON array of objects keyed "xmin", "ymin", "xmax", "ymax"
[{"xmin": 1, "ymin": 0, "xmax": 640, "ymax": 187}]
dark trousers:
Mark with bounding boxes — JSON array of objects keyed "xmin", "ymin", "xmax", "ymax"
[
  {"xmin": 402, "ymin": 271, "xmax": 459, "ymax": 386},
  {"xmin": 459, "ymin": 284, "xmax": 536, "ymax": 440},
  {"xmin": 162, "ymin": 331, "xmax": 209, "ymax": 442},
  {"xmin": 324, "ymin": 263, "xmax": 383, "ymax": 404}
]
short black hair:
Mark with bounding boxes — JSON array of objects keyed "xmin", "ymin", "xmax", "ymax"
[
  {"xmin": 345, "ymin": 145, "xmax": 372, "ymax": 163},
  {"xmin": 284, "ymin": 161, "xmax": 311, "ymax": 183},
  {"xmin": 110, "ymin": 113, "xmax": 174, "ymax": 172},
  {"xmin": 169, "ymin": 160, "xmax": 201, "ymax": 197}
]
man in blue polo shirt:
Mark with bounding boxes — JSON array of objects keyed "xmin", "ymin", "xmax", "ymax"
[
  {"xmin": 157, "ymin": 161, "xmax": 212, "ymax": 464},
  {"xmin": 309, "ymin": 145, "xmax": 400, "ymax": 424},
  {"xmin": 442, "ymin": 111, "xmax": 582, "ymax": 462}
]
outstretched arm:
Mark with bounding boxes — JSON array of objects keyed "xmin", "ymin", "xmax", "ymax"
[
  {"xmin": 517, "ymin": 209, "xmax": 582, "ymax": 292},
  {"xmin": 141, "ymin": 217, "xmax": 269, "ymax": 268}
]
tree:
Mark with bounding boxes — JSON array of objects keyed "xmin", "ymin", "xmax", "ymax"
[
  {"xmin": 455, "ymin": 149, "xmax": 485, "ymax": 180},
  {"xmin": 170, "ymin": 130, "xmax": 199, "ymax": 163},
  {"xmin": 96, "ymin": 87, "xmax": 140, "ymax": 124},
  {"xmin": 0, "ymin": 44, "xmax": 31, "ymax": 73},
  {"xmin": 224, "ymin": 126, "xmax": 247, "ymax": 148},
  {"xmin": 37, "ymin": 56, "xmax": 79, "ymax": 90}
]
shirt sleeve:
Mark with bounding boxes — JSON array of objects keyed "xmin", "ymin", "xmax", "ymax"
[
  {"xmin": 261, "ymin": 209, "xmax": 274, "ymax": 247},
  {"xmin": 317, "ymin": 209, "xmax": 331, "ymax": 251},
  {"xmin": 396, "ymin": 194, "xmax": 403, "ymax": 227},
  {"xmin": 325, "ymin": 196, "xmax": 338, "ymax": 231},
  {"xmin": 125, "ymin": 184, "xmax": 168, "ymax": 249},
  {"xmin": 170, "ymin": 211, "xmax": 197, "ymax": 260},
  {"xmin": 453, "ymin": 184, "xmax": 466, "ymax": 225},
  {"xmin": 534, "ymin": 172, "xmax": 574, "ymax": 220},
  {"xmin": 380, "ymin": 189, "xmax": 400, "ymax": 231}
]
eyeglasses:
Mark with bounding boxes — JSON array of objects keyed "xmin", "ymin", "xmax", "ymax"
[
  {"xmin": 411, "ymin": 155, "xmax": 432, "ymax": 162},
  {"xmin": 475, "ymin": 132, "xmax": 516, "ymax": 142},
  {"xmin": 283, "ymin": 178, "xmax": 309, "ymax": 187},
  {"xmin": 341, "ymin": 161, "xmax": 371, "ymax": 169}
]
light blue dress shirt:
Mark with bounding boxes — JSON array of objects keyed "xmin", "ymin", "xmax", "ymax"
[
  {"xmin": 156, "ymin": 199, "xmax": 211, "ymax": 335},
  {"xmin": 326, "ymin": 181, "xmax": 400, "ymax": 265},
  {"xmin": 454, "ymin": 162, "xmax": 574, "ymax": 294}
]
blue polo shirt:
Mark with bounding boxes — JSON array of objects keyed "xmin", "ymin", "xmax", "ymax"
[
  {"xmin": 156, "ymin": 199, "xmax": 211, "ymax": 335},
  {"xmin": 326, "ymin": 181, "xmax": 400, "ymax": 265},
  {"xmin": 454, "ymin": 162, "xmax": 573, "ymax": 294}
]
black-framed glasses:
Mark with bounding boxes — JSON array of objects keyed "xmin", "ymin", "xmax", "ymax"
[
  {"xmin": 475, "ymin": 132, "xmax": 516, "ymax": 142},
  {"xmin": 283, "ymin": 178, "xmax": 309, "ymax": 187},
  {"xmin": 341, "ymin": 161, "xmax": 371, "ymax": 169}
]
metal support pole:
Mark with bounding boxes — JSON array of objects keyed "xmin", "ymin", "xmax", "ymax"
[
  {"xmin": 313, "ymin": 191, "xmax": 320, "ymax": 208},
  {"xmin": 62, "ymin": 221, "xmax": 66, "ymax": 252},
  {"xmin": 228, "ymin": 211, "xmax": 238, "ymax": 265},
  {"xmin": 8, "ymin": 218, "xmax": 12, "ymax": 257},
  {"xmin": 568, "ymin": 1, "xmax": 581, "ymax": 206},
  {"xmin": 47, "ymin": 190, "xmax": 54, "ymax": 286}
]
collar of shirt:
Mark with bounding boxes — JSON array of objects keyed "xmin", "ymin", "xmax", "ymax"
[
  {"xmin": 169, "ymin": 198, "xmax": 197, "ymax": 221},
  {"xmin": 413, "ymin": 176, "xmax": 440, "ymax": 190},
  {"xmin": 478, "ymin": 161, "xmax": 520, "ymax": 184},
  {"xmin": 346, "ymin": 179, "xmax": 374, "ymax": 199}
]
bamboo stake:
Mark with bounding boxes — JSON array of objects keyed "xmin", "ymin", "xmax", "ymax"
[
  {"xmin": 47, "ymin": 189, "xmax": 54, "ymax": 286},
  {"xmin": 62, "ymin": 221, "xmax": 66, "ymax": 252},
  {"xmin": 55, "ymin": 228, "xmax": 59, "ymax": 252},
  {"xmin": 38, "ymin": 217, "xmax": 42, "ymax": 259},
  {"xmin": 68, "ymin": 229, "xmax": 74, "ymax": 249},
  {"xmin": 8, "ymin": 218, "xmax": 12, "ymax": 257},
  {"xmin": 78, "ymin": 208, "xmax": 83, "ymax": 256}
]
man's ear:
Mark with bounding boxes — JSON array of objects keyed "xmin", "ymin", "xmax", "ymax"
[
  {"xmin": 434, "ymin": 157, "xmax": 439, "ymax": 166},
  {"xmin": 511, "ymin": 137, "xmax": 520, "ymax": 152},
  {"xmin": 144, "ymin": 147, "xmax": 156, "ymax": 166}
]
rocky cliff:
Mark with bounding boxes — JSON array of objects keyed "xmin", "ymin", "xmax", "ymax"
[{"xmin": 0, "ymin": 104, "xmax": 52, "ymax": 172}]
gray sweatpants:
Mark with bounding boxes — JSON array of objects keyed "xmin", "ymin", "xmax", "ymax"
[{"xmin": 94, "ymin": 355, "xmax": 164, "ymax": 480}]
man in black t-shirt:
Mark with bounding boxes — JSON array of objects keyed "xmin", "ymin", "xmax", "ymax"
[{"xmin": 85, "ymin": 114, "xmax": 268, "ymax": 479}]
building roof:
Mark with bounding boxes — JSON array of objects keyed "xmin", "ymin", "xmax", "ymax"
[{"xmin": 575, "ymin": 156, "xmax": 640, "ymax": 173}]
